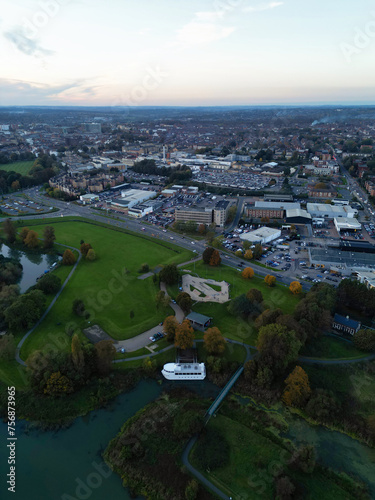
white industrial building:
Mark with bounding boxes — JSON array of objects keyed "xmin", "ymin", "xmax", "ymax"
[
  {"xmin": 307, "ymin": 203, "xmax": 357, "ymax": 219},
  {"xmin": 128, "ymin": 204, "xmax": 154, "ymax": 218},
  {"xmin": 334, "ymin": 218, "xmax": 362, "ymax": 232},
  {"xmin": 240, "ymin": 227, "xmax": 281, "ymax": 245},
  {"xmin": 119, "ymin": 189, "xmax": 157, "ymax": 208},
  {"xmin": 80, "ymin": 193, "xmax": 99, "ymax": 204}
]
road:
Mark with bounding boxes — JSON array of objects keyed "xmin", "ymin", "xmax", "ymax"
[{"xmin": 14, "ymin": 187, "xmax": 313, "ymax": 291}]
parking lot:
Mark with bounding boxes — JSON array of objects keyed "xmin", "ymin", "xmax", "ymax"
[{"xmin": 0, "ymin": 195, "xmax": 53, "ymax": 216}]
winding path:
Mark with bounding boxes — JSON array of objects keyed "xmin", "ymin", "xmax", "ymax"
[{"xmin": 15, "ymin": 244, "xmax": 81, "ymax": 366}]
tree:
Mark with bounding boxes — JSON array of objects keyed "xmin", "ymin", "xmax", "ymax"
[
  {"xmin": 289, "ymin": 445, "xmax": 316, "ymax": 474},
  {"xmin": 242, "ymin": 267, "xmax": 254, "ymax": 279},
  {"xmin": 289, "ymin": 281, "xmax": 302, "ymax": 295},
  {"xmin": 0, "ymin": 334, "xmax": 16, "ymax": 360},
  {"xmin": 80, "ymin": 242, "xmax": 92, "ymax": 256},
  {"xmin": 282, "ymin": 366, "xmax": 311, "ymax": 408},
  {"xmin": 155, "ymin": 290, "xmax": 170, "ymax": 309},
  {"xmin": 257, "ymin": 324, "xmax": 302, "ymax": 374},
  {"xmin": 62, "ymin": 249, "xmax": 76, "ymax": 265},
  {"xmin": 43, "ymin": 226, "xmax": 55, "ymax": 249},
  {"xmin": 204, "ymin": 327, "xmax": 226, "ymax": 354},
  {"xmin": 253, "ymin": 243, "xmax": 263, "ymax": 259},
  {"xmin": 72, "ymin": 298, "xmax": 85, "ymax": 316},
  {"xmin": 94, "ymin": 340, "xmax": 116, "ymax": 375},
  {"xmin": 86, "ymin": 249, "xmax": 96, "ymax": 261},
  {"xmin": 19, "ymin": 227, "xmax": 30, "ymax": 243},
  {"xmin": 163, "ymin": 315, "xmax": 178, "ymax": 342},
  {"xmin": 264, "ymin": 274, "xmax": 276, "ymax": 287},
  {"xmin": 142, "ymin": 357, "xmax": 156, "ymax": 375},
  {"xmin": 4, "ymin": 290, "xmax": 46, "ymax": 331},
  {"xmin": 71, "ymin": 334, "xmax": 85, "ymax": 373},
  {"xmin": 44, "ymin": 371, "xmax": 74, "ymax": 396},
  {"xmin": 198, "ymin": 224, "xmax": 206, "ymax": 235},
  {"xmin": 159, "ymin": 264, "xmax": 179, "ymax": 285},
  {"xmin": 24, "ymin": 230, "xmax": 39, "ymax": 248},
  {"xmin": 194, "ymin": 428, "xmax": 230, "ymax": 470},
  {"xmin": 185, "ymin": 479, "xmax": 199, "ymax": 500},
  {"xmin": 3, "ymin": 219, "xmax": 16, "ymax": 244},
  {"xmin": 228, "ymin": 293, "xmax": 261, "ymax": 319},
  {"xmin": 202, "ymin": 247, "xmax": 215, "ymax": 264},
  {"xmin": 255, "ymin": 308, "xmax": 283, "ymax": 329},
  {"xmin": 305, "ymin": 389, "xmax": 340, "ymax": 422},
  {"xmin": 242, "ymin": 240, "xmax": 251, "ymax": 250},
  {"xmin": 274, "ymin": 476, "xmax": 295, "ymax": 500},
  {"xmin": 174, "ymin": 319, "xmax": 194, "ymax": 349},
  {"xmin": 212, "ymin": 236, "xmax": 224, "ymax": 249},
  {"xmin": 36, "ymin": 273, "xmax": 61, "ymax": 294},
  {"xmin": 244, "ymin": 249, "xmax": 253, "ymax": 260},
  {"xmin": 294, "ymin": 298, "xmax": 331, "ymax": 337},
  {"xmin": 176, "ymin": 292, "xmax": 192, "ymax": 314},
  {"xmin": 209, "ymin": 249, "xmax": 221, "ymax": 266},
  {"xmin": 353, "ymin": 329, "xmax": 375, "ymax": 352},
  {"xmin": 235, "ymin": 249, "xmax": 243, "ymax": 257},
  {"xmin": 246, "ymin": 288, "xmax": 263, "ymax": 304}
]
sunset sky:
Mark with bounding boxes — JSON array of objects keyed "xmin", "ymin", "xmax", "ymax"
[{"xmin": 1, "ymin": 0, "xmax": 375, "ymax": 106}]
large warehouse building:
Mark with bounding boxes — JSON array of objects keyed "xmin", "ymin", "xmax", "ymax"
[
  {"xmin": 240, "ymin": 227, "xmax": 281, "ymax": 245},
  {"xmin": 334, "ymin": 218, "xmax": 362, "ymax": 232},
  {"xmin": 307, "ymin": 203, "xmax": 357, "ymax": 219},
  {"xmin": 245, "ymin": 201, "xmax": 300, "ymax": 219},
  {"xmin": 110, "ymin": 189, "xmax": 156, "ymax": 212}
]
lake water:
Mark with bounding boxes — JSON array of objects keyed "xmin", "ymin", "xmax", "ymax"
[
  {"xmin": 0, "ymin": 243, "xmax": 59, "ymax": 293},
  {"xmin": 285, "ymin": 415, "xmax": 375, "ymax": 497},
  {"xmin": 0, "ymin": 379, "xmax": 221, "ymax": 500}
]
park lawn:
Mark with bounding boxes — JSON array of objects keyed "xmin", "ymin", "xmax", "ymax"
[
  {"xmin": 182, "ymin": 261, "xmax": 300, "ymax": 314},
  {"xmin": 196, "ymin": 341, "xmax": 247, "ymax": 364},
  {"xmin": 0, "ymin": 360, "xmax": 28, "ymax": 389},
  {"xmin": 114, "ymin": 347, "xmax": 176, "ymax": 370},
  {"xmin": 0, "ymin": 160, "xmax": 34, "ymax": 175},
  {"xmin": 191, "ymin": 414, "xmax": 363, "ymax": 500},
  {"xmin": 179, "ymin": 261, "xmax": 300, "ymax": 345},
  {"xmin": 300, "ymin": 336, "xmax": 367, "ymax": 360},
  {"xmin": 18, "ymin": 220, "xmax": 194, "ymax": 360}
]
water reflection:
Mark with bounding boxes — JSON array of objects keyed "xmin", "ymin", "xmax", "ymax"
[{"xmin": 0, "ymin": 244, "xmax": 59, "ymax": 293}]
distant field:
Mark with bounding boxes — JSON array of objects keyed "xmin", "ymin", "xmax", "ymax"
[{"xmin": 0, "ymin": 160, "xmax": 34, "ymax": 175}]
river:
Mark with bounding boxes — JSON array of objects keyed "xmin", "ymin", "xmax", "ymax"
[
  {"xmin": 0, "ymin": 379, "xmax": 221, "ymax": 500},
  {"xmin": 0, "ymin": 243, "xmax": 59, "ymax": 293}
]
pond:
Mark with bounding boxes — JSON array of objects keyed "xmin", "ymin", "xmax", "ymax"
[
  {"xmin": 0, "ymin": 379, "xmax": 221, "ymax": 500},
  {"xmin": 284, "ymin": 415, "xmax": 375, "ymax": 497},
  {"xmin": 0, "ymin": 243, "xmax": 59, "ymax": 293}
]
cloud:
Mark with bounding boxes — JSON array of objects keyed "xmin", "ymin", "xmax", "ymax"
[
  {"xmin": 0, "ymin": 78, "xmax": 97, "ymax": 105},
  {"xmin": 4, "ymin": 27, "xmax": 54, "ymax": 57},
  {"xmin": 243, "ymin": 1, "xmax": 284, "ymax": 13},
  {"xmin": 177, "ymin": 22, "xmax": 235, "ymax": 46},
  {"xmin": 177, "ymin": 10, "xmax": 235, "ymax": 47}
]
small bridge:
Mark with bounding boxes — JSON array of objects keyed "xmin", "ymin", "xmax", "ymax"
[{"xmin": 205, "ymin": 365, "xmax": 244, "ymax": 422}]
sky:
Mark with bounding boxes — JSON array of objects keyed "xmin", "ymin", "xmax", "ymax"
[{"xmin": 1, "ymin": 0, "xmax": 375, "ymax": 106}]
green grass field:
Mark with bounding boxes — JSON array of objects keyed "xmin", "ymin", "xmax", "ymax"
[
  {"xmin": 17, "ymin": 219, "xmax": 194, "ymax": 360},
  {"xmin": 191, "ymin": 413, "xmax": 363, "ymax": 500},
  {"xmin": 300, "ymin": 336, "xmax": 367, "ymax": 360},
  {"xmin": 0, "ymin": 160, "xmax": 34, "ymax": 174},
  {"xmin": 179, "ymin": 261, "xmax": 301, "ymax": 344}
]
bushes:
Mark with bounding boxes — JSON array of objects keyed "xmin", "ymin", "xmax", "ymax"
[
  {"xmin": 193, "ymin": 427, "xmax": 230, "ymax": 470},
  {"xmin": 36, "ymin": 273, "xmax": 61, "ymax": 294}
]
